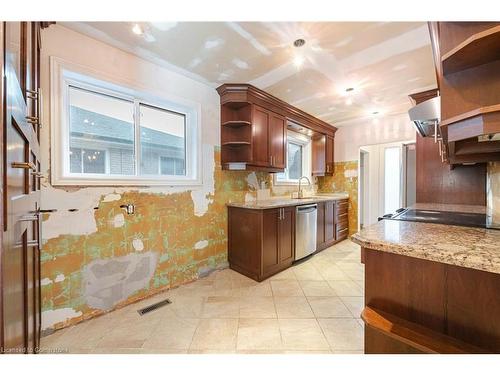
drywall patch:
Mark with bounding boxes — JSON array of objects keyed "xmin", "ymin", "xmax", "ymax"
[
  {"xmin": 194, "ymin": 240, "xmax": 208, "ymax": 250},
  {"xmin": 345, "ymin": 169, "xmax": 358, "ymax": 178},
  {"xmin": 191, "ymin": 144, "xmax": 215, "ymax": 216},
  {"xmin": 41, "ymin": 278, "xmax": 52, "ymax": 286},
  {"xmin": 113, "ymin": 213, "xmax": 125, "ymax": 228},
  {"xmin": 246, "ymin": 172, "xmax": 259, "ymax": 190},
  {"xmin": 41, "ymin": 308, "xmax": 82, "ymax": 330},
  {"xmin": 54, "ymin": 274, "xmax": 65, "ymax": 283},
  {"xmin": 132, "ymin": 238, "xmax": 144, "ymax": 252},
  {"xmin": 83, "ymin": 251, "xmax": 158, "ymax": 311},
  {"xmin": 102, "ymin": 193, "xmax": 121, "ymax": 202}
]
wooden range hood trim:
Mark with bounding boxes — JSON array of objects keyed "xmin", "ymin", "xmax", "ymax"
[{"xmin": 216, "ymin": 83, "xmax": 338, "ymax": 137}]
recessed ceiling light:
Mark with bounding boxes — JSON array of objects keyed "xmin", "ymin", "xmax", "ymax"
[
  {"xmin": 345, "ymin": 87, "xmax": 355, "ymax": 93},
  {"xmin": 372, "ymin": 111, "xmax": 379, "ymax": 115},
  {"xmin": 293, "ymin": 55, "xmax": 305, "ymax": 68},
  {"xmin": 132, "ymin": 24, "xmax": 143, "ymax": 35},
  {"xmin": 293, "ymin": 38, "xmax": 306, "ymax": 48}
]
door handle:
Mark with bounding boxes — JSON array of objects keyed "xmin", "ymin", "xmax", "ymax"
[
  {"xmin": 26, "ymin": 87, "xmax": 43, "ymax": 128},
  {"xmin": 26, "ymin": 115, "xmax": 39, "ymax": 125},
  {"xmin": 12, "ymin": 161, "xmax": 36, "ymax": 170},
  {"xmin": 38, "ymin": 209, "xmax": 57, "ymax": 213}
]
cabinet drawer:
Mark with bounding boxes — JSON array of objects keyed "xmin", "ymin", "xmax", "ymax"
[
  {"xmin": 336, "ymin": 218, "xmax": 348, "ymax": 231},
  {"xmin": 336, "ymin": 226, "xmax": 349, "ymax": 240},
  {"xmin": 336, "ymin": 211, "xmax": 348, "ymax": 223}
]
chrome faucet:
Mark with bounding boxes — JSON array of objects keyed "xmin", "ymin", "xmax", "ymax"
[{"xmin": 297, "ymin": 176, "xmax": 311, "ymax": 198}]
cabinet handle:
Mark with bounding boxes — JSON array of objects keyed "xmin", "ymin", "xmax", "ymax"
[{"xmin": 12, "ymin": 161, "xmax": 36, "ymax": 170}]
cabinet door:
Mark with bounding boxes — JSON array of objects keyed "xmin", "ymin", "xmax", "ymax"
[
  {"xmin": 316, "ymin": 201, "xmax": 325, "ymax": 250},
  {"xmin": 251, "ymin": 105, "xmax": 270, "ymax": 167},
  {"xmin": 312, "ymin": 134, "xmax": 326, "ymax": 175},
  {"xmin": 269, "ymin": 113, "xmax": 286, "ymax": 169},
  {"xmin": 279, "ymin": 207, "xmax": 294, "ymax": 265},
  {"xmin": 326, "ymin": 136, "xmax": 335, "ymax": 174},
  {"xmin": 325, "ymin": 200, "xmax": 335, "ymax": 244},
  {"xmin": 262, "ymin": 209, "xmax": 281, "ymax": 277}
]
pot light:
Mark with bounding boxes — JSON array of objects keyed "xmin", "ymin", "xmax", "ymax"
[
  {"xmin": 293, "ymin": 38, "xmax": 306, "ymax": 48},
  {"xmin": 293, "ymin": 55, "xmax": 305, "ymax": 68},
  {"xmin": 132, "ymin": 24, "xmax": 143, "ymax": 35},
  {"xmin": 345, "ymin": 87, "xmax": 355, "ymax": 93}
]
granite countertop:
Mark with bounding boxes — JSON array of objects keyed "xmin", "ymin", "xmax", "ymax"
[
  {"xmin": 227, "ymin": 193, "xmax": 349, "ymax": 209},
  {"xmin": 351, "ymin": 219, "xmax": 500, "ymax": 275}
]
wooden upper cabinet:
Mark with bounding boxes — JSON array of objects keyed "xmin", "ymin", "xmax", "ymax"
[
  {"xmin": 251, "ymin": 105, "xmax": 271, "ymax": 167},
  {"xmin": 217, "ymin": 84, "xmax": 337, "ymax": 172},
  {"xmin": 429, "ymin": 22, "xmax": 500, "ymax": 164},
  {"xmin": 269, "ymin": 112, "xmax": 286, "ymax": 169},
  {"xmin": 326, "ymin": 135, "xmax": 335, "ymax": 174},
  {"xmin": 312, "ymin": 134, "xmax": 335, "ymax": 176}
]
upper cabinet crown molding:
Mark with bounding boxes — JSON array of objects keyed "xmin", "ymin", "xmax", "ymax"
[{"xmin": 216, "ymin": 83, "xmax": 337, "ymax": 137}]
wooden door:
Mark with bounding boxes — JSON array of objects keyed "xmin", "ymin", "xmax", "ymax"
[
  {"xmin": 2, "ymin": 22, "xmax": 42, "ymax": 354},
  {"xmin": 278, "ymin": 207, "xmax": 294, "ymax": 265},
  {"xmin": 326, "ymin": 135, "xmax": 334, "ymax": 174},
  {"xmin": 262, "ymin": 209, "xmax": 280, "ymax": 277},
  {"xmin": 251, "ymin": 105, "xmax": 270, "ymax": 167},
  {"xmin": 269, "ymin": 113, "xmax": 286, "ymax": 169},
  {"xmin": 312, "ymin": 134, "xmax": 326, "ymax": 175},
  {"xmin": 324, "ymin": 200, "xmax": 335, "ymax": 245},
  {"xmin": 316, "ymin": 201, "xmax": 325, "ymax": 250}
]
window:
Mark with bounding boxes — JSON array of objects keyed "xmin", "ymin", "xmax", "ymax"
[
  {"xmin": 276, "ymin": 131, "xmax": 311, "ymax": 184},
  {"xmin": 51, "ymin": 58, "xmax": 200, "ymax": 186}
]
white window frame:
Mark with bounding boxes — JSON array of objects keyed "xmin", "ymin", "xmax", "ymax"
[
  {"xmin": 50, "ymin": 57, "xmax": 202, "ymax": 186},
  {"xmin": 274, "ymin": 130, "xmax": 312, "ymax": 185}
]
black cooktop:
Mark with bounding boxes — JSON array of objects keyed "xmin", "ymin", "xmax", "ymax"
[{"xmin": 386, "ymin": 209, "xmax": 493, "ymax": 229}]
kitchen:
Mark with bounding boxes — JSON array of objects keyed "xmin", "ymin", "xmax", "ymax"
[{"xmin": 0, "ymin": 1, "xmax": 499, "ymax": 372}]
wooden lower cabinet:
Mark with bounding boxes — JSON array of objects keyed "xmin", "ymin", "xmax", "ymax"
[
  {"xmin": 228, "ymin": 206, "xmax": 294, "ymax": 281},
  {"xmin": 317, "ymin": 199, "xmax": 349, "ymax": 251}
]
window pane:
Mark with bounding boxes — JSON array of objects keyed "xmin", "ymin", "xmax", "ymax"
[
  {"xmin": 287, "ymin": 142, "xmax": 302, "ymax": 180},
  {"xmin": 384, "ymin": 147, "xmax": 401, "ymax": 214},
  {"xmin": 139, "ymin": 104, "xmax": 186, "ymax": 176},
  {"xmin": 68, "ymin": 86, "xmax": 135, "ymax": 175}
]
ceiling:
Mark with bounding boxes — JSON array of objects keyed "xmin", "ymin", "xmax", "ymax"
[{"xmin": 62, "ymin": 22, "xmax": 437, "ymax": 126}]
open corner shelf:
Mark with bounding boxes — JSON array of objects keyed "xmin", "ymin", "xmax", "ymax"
[
  {"xmin": 222, "ymin": 120, "xmax": 251, "ymax": 128},
  {"xmin": 441, "ymin": 25, "xmax": 500, "ymax": 75}
]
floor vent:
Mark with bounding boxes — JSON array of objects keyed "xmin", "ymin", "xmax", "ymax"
[{"xmin": 137, "ymin": 298, "xmax": 172, "ymax": 316}]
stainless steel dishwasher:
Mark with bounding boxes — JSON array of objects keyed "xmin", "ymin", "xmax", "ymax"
[{"xmin": 295, "ymin": 204, "xmax": 317, "ymax": 261}]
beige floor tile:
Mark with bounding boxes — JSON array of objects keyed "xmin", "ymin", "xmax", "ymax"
[
  {"xmin": 95, "ymin": 314, "xmax": 161, "ymax": 349},
  {"xmin": 190, "ymin": 318, "xmax": 238, "ymax": 350},
  {"xmin": 317, "ymin": 265, "xmax": 351, "ymax": 281},
  {"xmin": 189, "ymin": 349, "xmax": 237, "ymax": 354},
  {"xmin": 202, "ymin": 296, "xmax": 240, "ymax": 318},
  {"xmin": 142, "ymin": 313, "xmax": 199, "ymax": 350},
  {"xmin": 278, "ymin": 319, "xmax": 330, "ymax": 350},
  {"xmin": 318, "ymin": 318, "xmax": 364, "ymax": 351},
  {"xmin": 327, "ymin": 280, "xmax": 364, "ymax": 297},
  {"xmin": 340, "ymin": 296, "xmax": 364, "ymax": 319},
  {"xmin": 167, "ymin": 295, "xmax": 206, "ymax": 318},
  {"xmin": 292, "ymin": 263, "xmax": 324, "ymax": 281},
  {"xmin": 237, "ymin": 281, "xmax": 273, "ymax": 297},
  {"xmin": 269, "ymin": 268, "xmax": 297, "ymax": 280},
  {"xmin": 236, "ymin": 318, "xmax": 282, "ymax": 350},
  {"xmin": 239, "ymin": 296, "xmax": 276, "ymax": 318},
  {"xmin": 270, "ymin": 280, "xmax": 304, "ymax": 296},
  {"xmin": 237, "ymin": 349, "xmax": 285, "ymax": 354},
  {"xmin": 307, "ymin": 296, "xmax": 352, "ymax": 318},
  {"xmin": 299, "ymin": 280, "xmax": 336, "ymax": 296},
  {"xmin": 284, "ymin": 350, "xmax": 333, "ymax": 354},
  {"xmin": 274, "ymin": 296, "xmax": 314, "ymax": 318}
]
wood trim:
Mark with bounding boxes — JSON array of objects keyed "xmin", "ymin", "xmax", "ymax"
[
  {"xmin": 216, "ymin": 83, "xmax": 337, "ymax": 137},
  {"xmin": 362, "ymin": 307, "xmax": 488, "ymax": 353},
  {"xmin": 440, "ymin": 104, "xmax": 500, "ymax": 127}
]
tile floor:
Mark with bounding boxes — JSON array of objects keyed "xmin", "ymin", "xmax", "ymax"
[{"xmin": 40, "ymin": 240, "xmax": 365, "ymax": 354}]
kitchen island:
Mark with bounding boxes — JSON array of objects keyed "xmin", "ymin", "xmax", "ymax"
[{"xmin": 351, "ymin": 211, "xmax": 500, "ymax": 353}]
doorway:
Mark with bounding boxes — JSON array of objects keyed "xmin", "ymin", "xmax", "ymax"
[{"xmin": 358, "ymin": 140, "xmax": 416, "ymax": 229}]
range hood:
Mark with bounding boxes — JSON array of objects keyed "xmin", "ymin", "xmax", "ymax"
[{"xmin": 408, "ymin": 96, "xmax": 441, "ymax": 137}]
